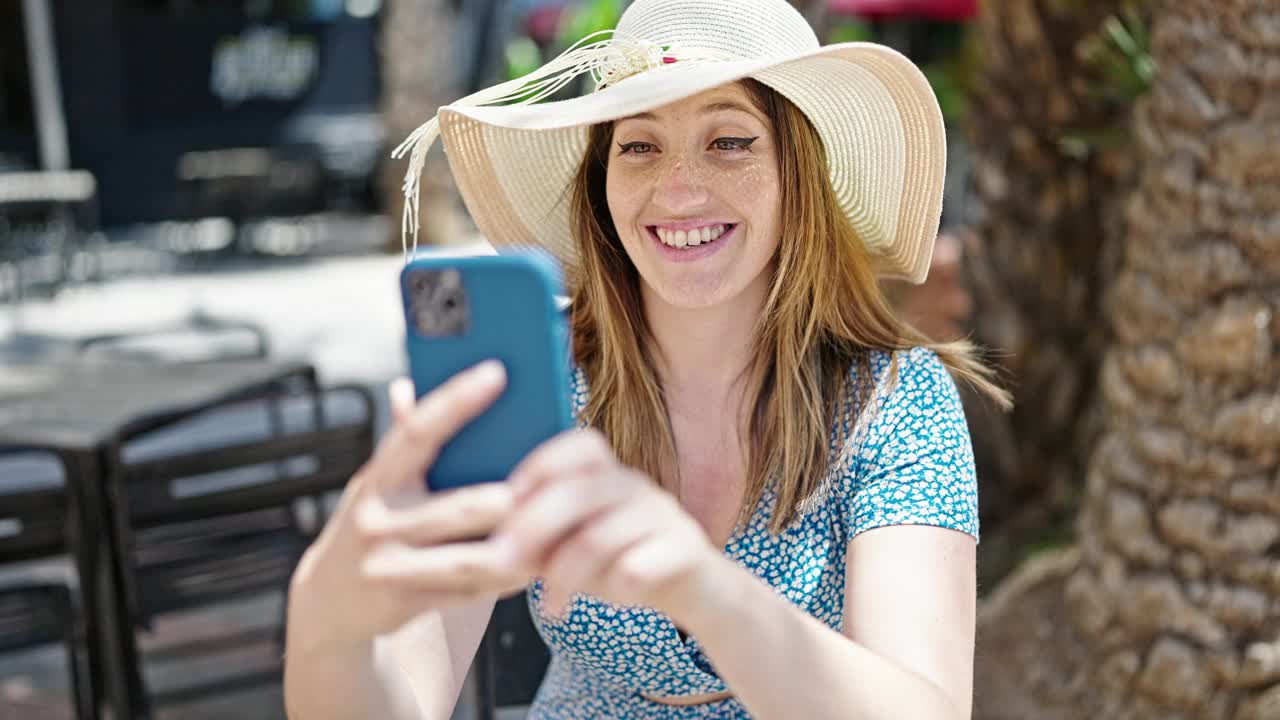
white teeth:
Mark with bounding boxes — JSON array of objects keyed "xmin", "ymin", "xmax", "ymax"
[{"xmin": 655, "ymin": 224, "xmax": 729, "ymax": 248}]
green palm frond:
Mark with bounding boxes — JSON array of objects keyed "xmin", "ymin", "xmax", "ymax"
[{"xmin": 1079, "ymin": 1, "xmax": 1155, "ymax": 105}]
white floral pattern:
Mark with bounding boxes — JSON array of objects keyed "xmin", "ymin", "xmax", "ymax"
[{"xmin": 525, "ymin": 347, "xmax": 978, "ymax": 719}]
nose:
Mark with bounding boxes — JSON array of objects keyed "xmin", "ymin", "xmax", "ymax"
[{"xmin": 650, "ymin": 151, "xmax": 709, "ymax": 215}]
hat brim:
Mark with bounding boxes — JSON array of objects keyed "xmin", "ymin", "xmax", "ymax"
[{"xmin": 437, "ymin": 42, "xmax": 945, "ymax": 284}]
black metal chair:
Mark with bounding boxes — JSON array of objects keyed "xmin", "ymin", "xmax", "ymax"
[
  {"xmin": 102, "ymin": 374, "xmax": 376, "ymax": 715},
  {"xmin": 0, "ymin": 448, "xmax": 97, "ymax": 720},
  {"xmin": 474, "ymin": 591, "xmax": 551, "ymax": 720},
  {"xmin": 0, "ymin": 169, "xmax": 100, "ymax": 304},
  {"xmin": 56, "ymin": 312, "xmax": 373, "ymax": 715}
]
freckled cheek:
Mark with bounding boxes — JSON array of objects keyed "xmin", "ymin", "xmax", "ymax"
[
  {"xmin": 606, "ymin": 167, "xmax": 652, "ymax": 229},
  {"xmin": 719, "ymin": 165, "xmax": 781, "ymax": 227}
]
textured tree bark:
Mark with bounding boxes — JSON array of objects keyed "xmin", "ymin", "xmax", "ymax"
[
  {"xmin": 379, "ymin": 0, "xmax": 466, "ymax": 251},
  {"xmin": 962, "ymin": 0, "xmax": 1136, "ymax": 588},
  {"xmin": 975, "ymin": 2, "xmax": 1280, "ymax": 718}
]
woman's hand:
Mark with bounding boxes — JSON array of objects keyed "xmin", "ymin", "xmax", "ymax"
[
  {"xmin": 288, "ymin": 361, "xmax": 528, "ymax": 653},
  {"xmin": 493, "ymin": 430, "xmax": 725, "ymax": 621}
]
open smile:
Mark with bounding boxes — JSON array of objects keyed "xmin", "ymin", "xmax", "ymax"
[
  {"xmin": 650, "ymin": 223, "xmax": 732, "ymax": 249},
  {"xmin": 645, "ymin": 223, "xmax": 738, "ymax": 263}
]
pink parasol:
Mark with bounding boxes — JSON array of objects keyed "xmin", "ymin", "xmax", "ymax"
[{"xmin": 525, "ymin": 4, "xmax": 568, "ymax": 45}]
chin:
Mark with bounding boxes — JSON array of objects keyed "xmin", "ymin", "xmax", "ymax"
[{"xmin": 646, "ymin": 273, "xmax": 736, "ymax": 310}]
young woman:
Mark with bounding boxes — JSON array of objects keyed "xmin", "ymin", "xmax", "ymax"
[{"xmin": 284, "ymin": 1, "xmax": 1007, "ymax": 718}]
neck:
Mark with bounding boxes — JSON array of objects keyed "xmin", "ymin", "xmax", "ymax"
[{"xmin": 642, "ymin": 274, "xmax": 771, "ymax": 408}]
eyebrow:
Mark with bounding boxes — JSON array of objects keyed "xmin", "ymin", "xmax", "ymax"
[{"xmin": 621, "ymin": 100, "xmax": 763, "ymax": 124}]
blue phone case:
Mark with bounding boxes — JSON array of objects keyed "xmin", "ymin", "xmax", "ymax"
[{"xmin": 401, "ymin": 251, "xmax": 573, "ymax": 492}]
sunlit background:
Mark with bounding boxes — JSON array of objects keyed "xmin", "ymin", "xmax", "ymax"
[{"xmin": 2, "ymin": 1, "xmax": 1276, "ymax": 719}]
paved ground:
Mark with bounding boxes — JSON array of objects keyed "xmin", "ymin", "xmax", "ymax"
[{"xmin": 0, "ymin": 231, "xmax": 527, "ymax": 719}]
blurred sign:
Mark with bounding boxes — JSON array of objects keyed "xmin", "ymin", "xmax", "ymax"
[{"xmin": 210, "ymin": 26, "xmax": 319, "ymax": 106}]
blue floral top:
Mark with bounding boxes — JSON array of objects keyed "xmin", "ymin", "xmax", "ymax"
[{"xmin": 526, "ymin": 347, "xmax": 978, "ymax": 719}]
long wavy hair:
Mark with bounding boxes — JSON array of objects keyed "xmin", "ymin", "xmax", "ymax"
[{"xmin": 567, "ymin": 79, "xmax": 1010, "ymax": 533}]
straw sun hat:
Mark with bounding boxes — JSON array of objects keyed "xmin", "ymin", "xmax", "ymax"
[{"xmin": 396, "ymin": 0, "xmax": 947, "ymax": 284}]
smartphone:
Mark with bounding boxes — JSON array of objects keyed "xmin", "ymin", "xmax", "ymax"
[{"xmin": 400, "ymin": 251, "xmax": 574, "ymax": 493}]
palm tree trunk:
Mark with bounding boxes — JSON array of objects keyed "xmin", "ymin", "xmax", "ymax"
[
  {"xmin": 380, "ymin": 0, "xmax": 466, "ymax": 250},
  {"xmin": 962, "ymin": 0, "xmax": 1135, "ymax": 588},
  {"xmin": 976, "ymin": 2, "xmax": 1280, "ymax": 718}
]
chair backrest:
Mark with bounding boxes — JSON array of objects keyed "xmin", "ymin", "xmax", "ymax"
[
  {"xmin": 0, "ymin": 449, "xmax": 94, "ymax": 720},
  {"xmin": 474, "ymin": 592, "xmax": 550, "ymax": 719},
  {"xmin": 0, "ymin": 448, "xmax": 72, "ymax": 565},
  {"xmin": 0, "ymin": 584, "xmax": 72, "ymax": 652},
  {"xmin": 106, "ymin": 380, "xmax": 374, "ymax": 628},
  {"xmin": 116, "ymin": 382, "xmax": 372, "ymax": 529}
]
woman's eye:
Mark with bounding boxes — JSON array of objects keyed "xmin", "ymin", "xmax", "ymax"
[
  {"xmin": 617, "ymin": 142, "xmax": 656, "ymax": 155},
  {"xmin": 711, "ymin": 136, "xmax": 758, "ymax": 152}
]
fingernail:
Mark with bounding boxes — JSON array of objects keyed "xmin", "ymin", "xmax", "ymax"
[
  {"xmin": 389, "ymin": 377, "xmax": 416, "ymax": 408},
  {"xmin": 473, "ymin": 359, "xmax": 505, "ymax": 383}
]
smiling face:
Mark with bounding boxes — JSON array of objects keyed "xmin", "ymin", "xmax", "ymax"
[{"xmin": 605, "ymin": 83, "xmax": 783, "ymax": 311}]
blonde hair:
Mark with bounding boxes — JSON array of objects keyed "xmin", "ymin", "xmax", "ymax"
[{"xmin": 567, "ymin": 79, "xmax": 1009, "ymax": 532}]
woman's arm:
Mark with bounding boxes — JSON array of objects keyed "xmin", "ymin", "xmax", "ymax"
[
  {"xmin": 677, "ymin": 524, "xmax": 975, "ymax": 720},
  {"xmin": 489, "ymin": 422, "xmax": 976, "ymax": 719},
  {"xmin": 282, "ymin": 365, "xmax": 526, "ymax": 719},
  {"xmin": 284, "ymin": 587, "xmax": 495, "ymax": 720}
]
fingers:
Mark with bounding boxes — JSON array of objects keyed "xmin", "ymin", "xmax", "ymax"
[
  {"xmin": 354, "ymin": 481, "xmax": 515, "ymax": 547},
  {"xmin": 362, "ymin": 539, "xmax": 521, "ymax": 596},
  {"xmin": 507, "ymin": 429, "xmax": 614, "ymax": 499},
  {"xmin": 372, "ymin": 361, "xmax": 507, "ymax": 493},
  {"xmin": 540, "ymin": 496, "xmax": 662, "ymax": 615},
  {"xmin": 388, "ymin": 376, "xmax": 417, "ymax": 426},
  {"xmin": 598, "ymin": 533, "xmax": 679, "ymax": 605},
  {"xmin": 496, "ymin": 466, "xmax": 643, "ymax": 571}
]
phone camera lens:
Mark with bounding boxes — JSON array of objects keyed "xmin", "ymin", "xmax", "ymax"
[{"xmin": 408, "ymin": 268, "xmax": 469, "ymax": 337}]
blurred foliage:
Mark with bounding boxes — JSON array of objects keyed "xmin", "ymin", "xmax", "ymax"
[
  {"xmin": 918, "ymin": 21, "xmax": 981, "ymax": 125},
  {"xmin": 1079, "ymin": 0, "xmax": 1155, "ymax": 103},
  {"xmin": 496, "ymin": 0, "xmax": 993, "ymax": 125},
  {"xmin": 827, "ymin": 18, "xmax": 875, "ymax": 44},
  {"xmin": 1059, "ymin": 0, "xmax": 1153, "ymax": 159},
  {"xmin": 505, "ymin": 35, "xmax": 544, "ymax": 80},
  {"xmin": 503, "ymin": 0, "xmax": 625, "ymax": 93},
  {"xmin": 556, "ymin": 0, "xmax": 625, "ymax": 48},
  {"xmin": 924, "ymin": 64, "xmax": 966, "ymax": 124},
  {"xmin": 503, "ymin": 0, "xmax": 616, "ymax": 75}
]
